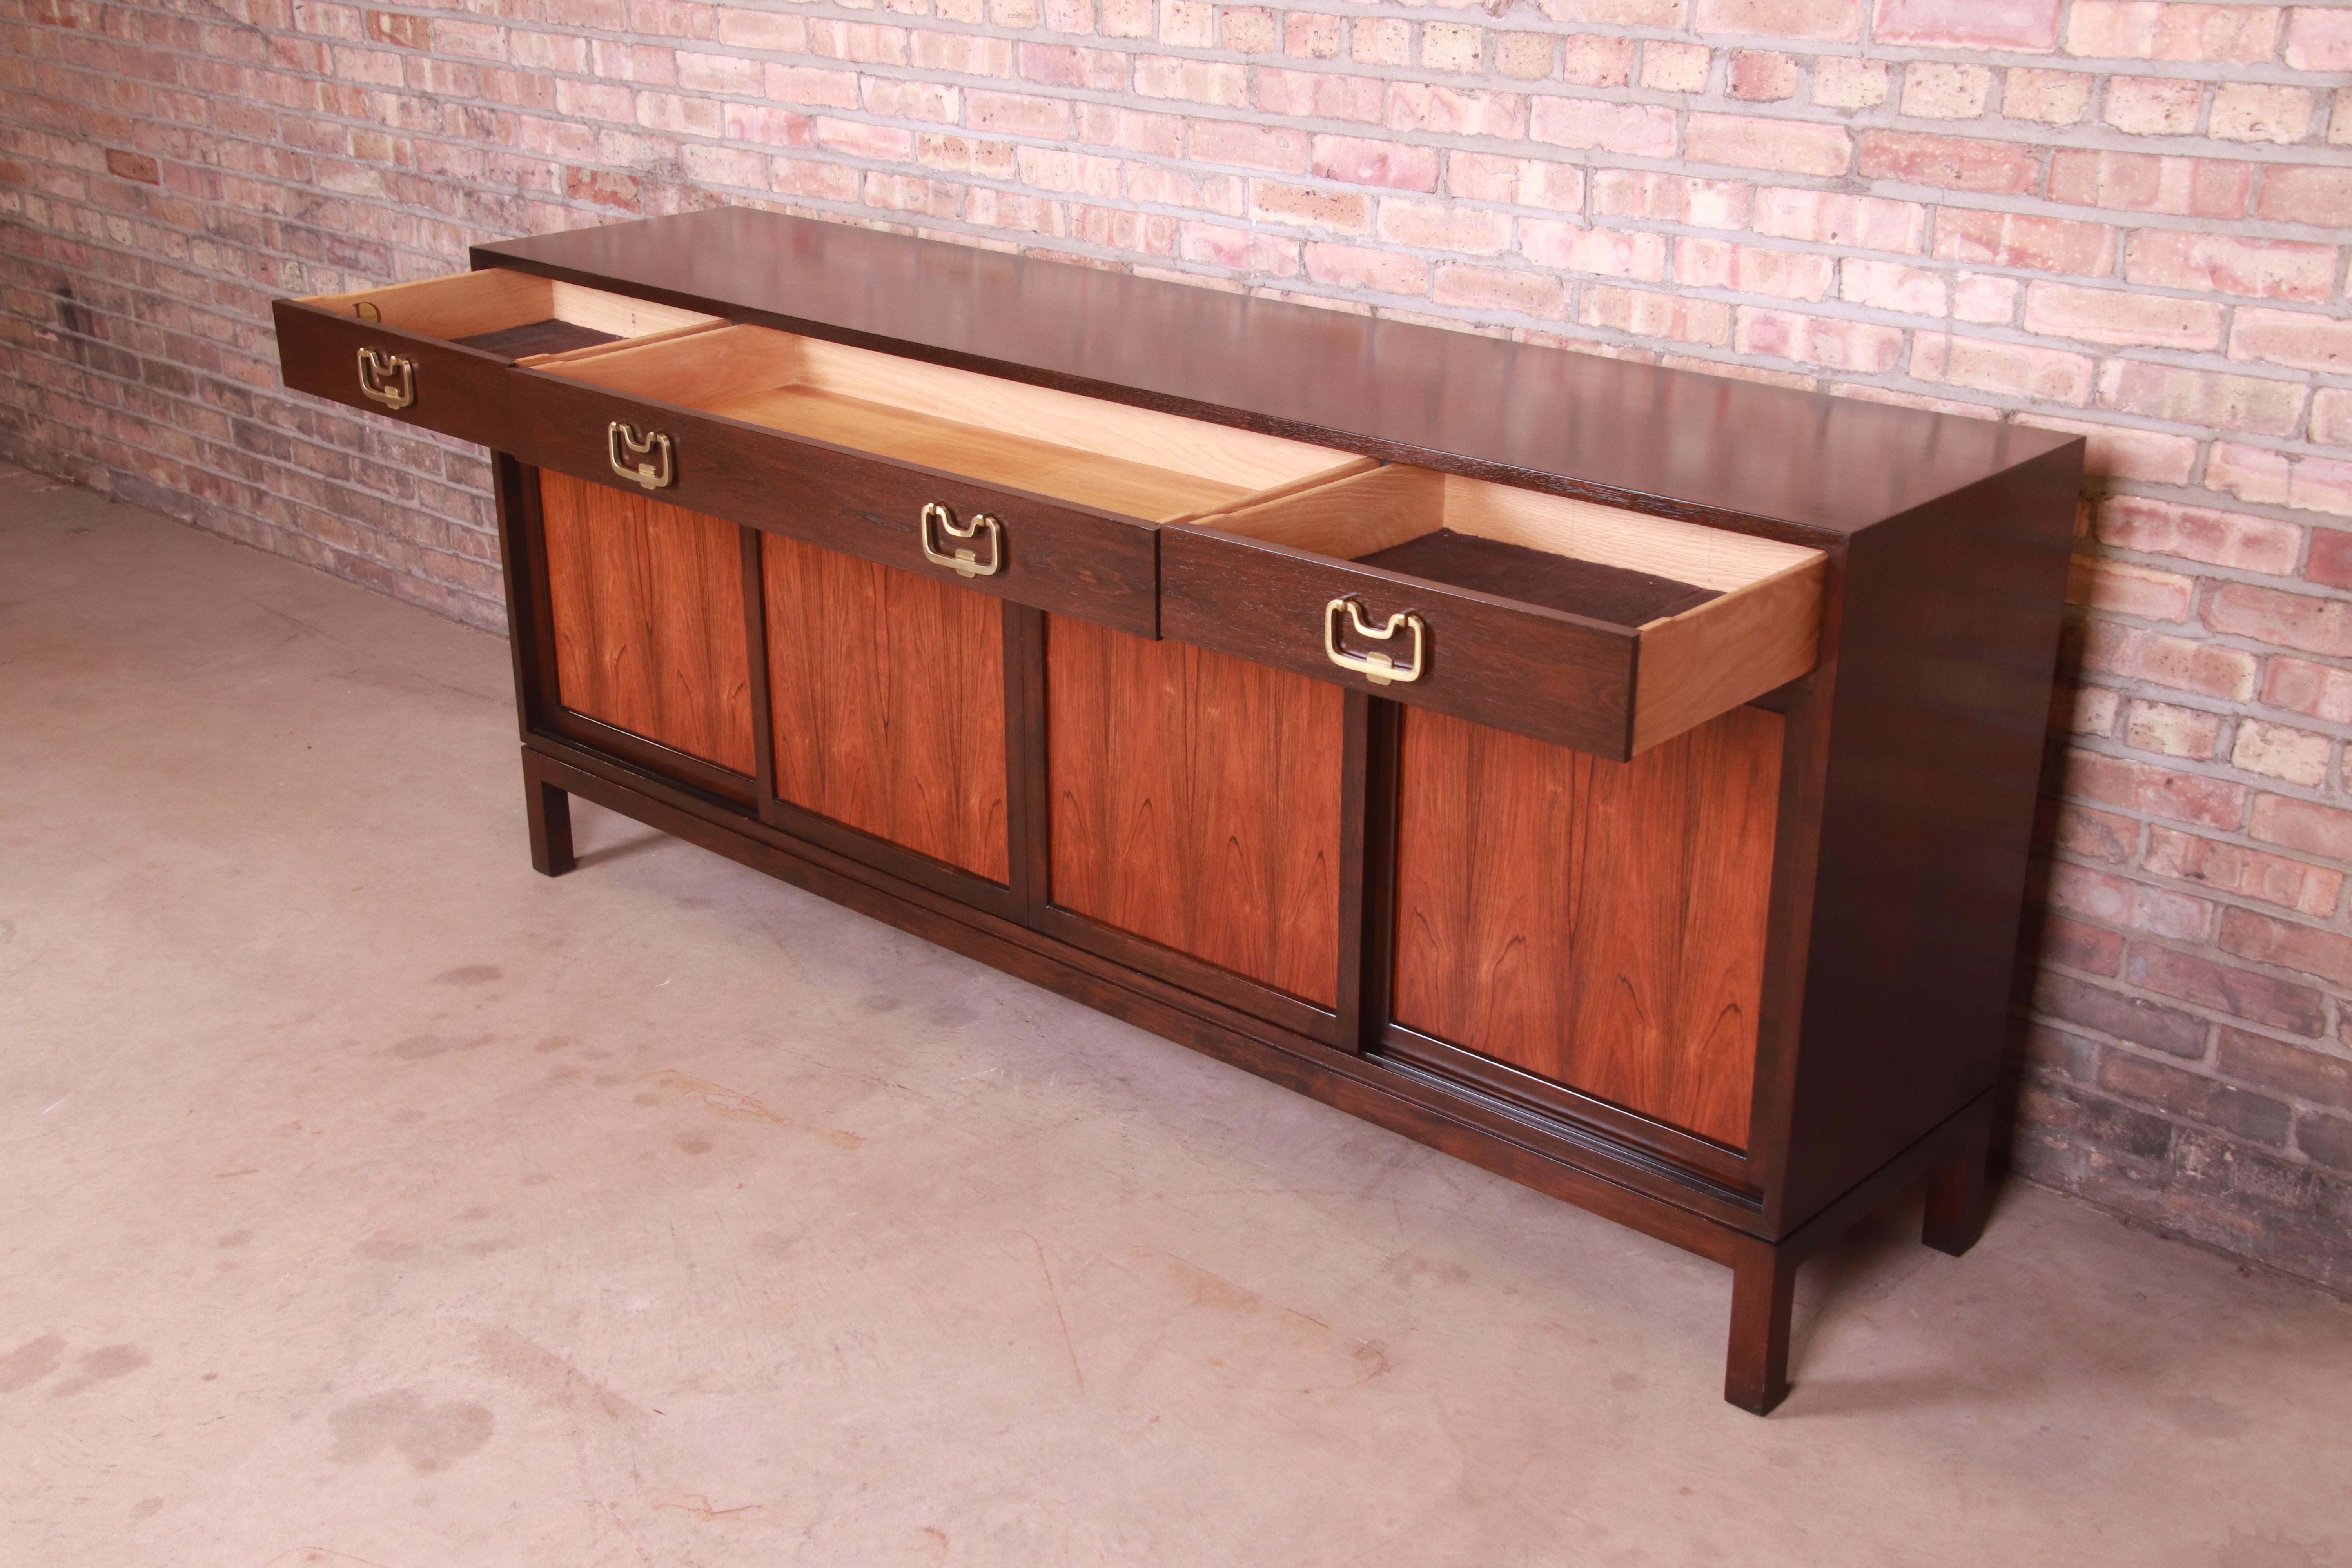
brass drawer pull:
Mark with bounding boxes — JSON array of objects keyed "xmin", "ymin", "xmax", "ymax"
[
  {"xmin": 356, "ymin": 347, "xmax": 414, "ymax": 410},
  {"xmin": 920, "ymin": 502, "xmax": 1002, "ymax": 578},
  {"xmin": 608, "ymin": 422, "xmax": 674, "ymax": 490},
  {"xmin": 1325, "ymin": 597, "xmax": 1423, "ymax": 686}
]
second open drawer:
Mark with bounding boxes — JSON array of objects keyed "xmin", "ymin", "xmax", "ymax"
[
  {"xmin": 503, "ymin": 323, "xmax": 1359, "ymax": 637},
  {"xmin": 1161, "ymin": 465, "xmax": 1828, "ymax": 759}
]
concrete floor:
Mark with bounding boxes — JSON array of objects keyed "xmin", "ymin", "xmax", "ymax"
[{"xmin": 2, "ymin": 464, "xmax": 2347, "ymax": 1567}]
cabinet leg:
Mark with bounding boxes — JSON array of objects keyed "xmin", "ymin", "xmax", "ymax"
[
  {"xmin": 526, "ymin": 774, "xmax": 576, "ymax": 877},
  {"xmin": 1922, "ymin": 1104, "xmax": 1994, "ymax": 1257},
  {"xmin": 1724, "ymin": 1237, "xmax": 1796, "ymax": 1416}
]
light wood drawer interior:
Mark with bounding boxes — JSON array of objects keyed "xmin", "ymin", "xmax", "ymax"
[
  {"xmin": 1198, "ymin": 464, "xmax": 1828, "ymax": 753},
  {"xmin": 537, "ymin": 323, "xmax": 1361, "ymax": 520},
  {"xmin": 297, "ymin": 268, "xmax": 721, "ymax": 359}
]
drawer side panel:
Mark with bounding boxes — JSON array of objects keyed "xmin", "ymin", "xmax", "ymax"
[{"xmin": 1391, "ymin": 703, "xmax": 1783, "ymax": 1150}]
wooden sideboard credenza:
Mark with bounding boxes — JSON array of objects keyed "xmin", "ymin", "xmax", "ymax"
[{"xmin": 271, "ymin": 208, "xmax": 2081, "ymax": 1413}]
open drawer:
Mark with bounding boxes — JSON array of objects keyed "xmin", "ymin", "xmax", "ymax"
[
  {"xmin": 1161, "ymin": 465, "xmax": 1826, "ymax": 759},
  {"xmin": 271, "ymin": 268, "xmax": 721, "ymax": 447},
  {"xmin": 504, "ymin": 324, "xmax": 1359, "ymax": 637}
]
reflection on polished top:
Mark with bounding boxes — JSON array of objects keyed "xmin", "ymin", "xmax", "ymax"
[{"xmin": 477, "ymin": 207, "xmax": 2076, "ymax": 539}]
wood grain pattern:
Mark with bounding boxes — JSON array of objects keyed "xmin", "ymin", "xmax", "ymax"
[
  {"xmin": 539, "ymin": 469, "xmax": 757, "ymax": 774},
  {"xmin": 763, "ymin": 533, "xmax": 1009, "ymax": 882},
  {"xmin": 713, "ymin": 384, "xmax": 1256, "ymax": 521},
  {"xmin": 1047, "ymin": 615, "xmax": 1344, "ymax": 1007},
  {"xmin": 299, "ymin": 268, "xmax": 715, "ymax": 343},
  {"xmin": 481, "ymin": 209, "xmax": 2079, "ymax": 538},
  {"xmin": 503, "ymin": 365, "xmax": 1165, "ymax": 637},
  {"xmin": 1391, "ymin": 702, "xmax": 1784, "ymax": 1149}
]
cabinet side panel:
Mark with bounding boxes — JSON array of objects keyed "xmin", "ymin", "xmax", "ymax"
[
  {"xmin": 1777, "ymin": 444, "xmax": 2082, "ymax": 1228},
  {"xmin": 539, "ymin": 470, "xmax": 756, "ymax": 773},
  {"xmin": 1047, "ymin": 616, "xmax": 1343, "ymax": 1007},
  {"xmin": 1392, "ymin": 705, "xmax": 1782, "ymax": 1149},
  {"xmin": 762, "ymin": 534, "xmax": 1010, "ymax": 882}
]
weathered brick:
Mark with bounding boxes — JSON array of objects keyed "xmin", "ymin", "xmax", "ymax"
[
  {"xmin": 2147, "ymin": 828, "xmax": 2343, "ymax": 917},
  {"xmin": 2104, "ymin": 76, "xmax": 2204, "ymax": 135},
  {"xmin": 1638, "ymin": 40, "xmax": 1709, "ymax": 91},
  {"xmin": 1916, "ymin": 336, "xmax": 2096, "ymax": 405},
  {"xmin": 2102, "ymin": 1050, "xmax": 2294, "ymax": 1143},
  {"xmin": 2205, "ymin": 444, "xmax": 2352, "ymax": 521},
  {"xmin": 1524, "ymin": 222, "xmax": 1668, "ymax": 280},
  {"xmin": 1734, "ymin": 307, "xmax": 1902, "ymax": 371},
  {"xmin": 1858, "ymin": 130, "xmax": 2037, "ymax": 193},
  {"xmin": 1301, "ymin": 240, "xmax": 1426, "ymax": 295},
  {"xmin": 2069, "ymin": 3, "xmax": 2284, "ymax": 63},
  {"xmin": 2033, "ymin": 970, "xmax": 2209, "ymax": 1056},
  {"xmin": 2047, "ymin": 150, "xmax": 2250, "ymax": 217},
  {"xmin": 1752, "ymin": 186, "xmax": 1924, "ymax": 250},
  {"xmin": 1559, "ymin": 34, "xmax": 1637, "ymax": 87},
  {"xmin": 1379, "ymin": 198, "xmax": 1511, "ymax": 256},
  {"xmin": 1527, "ymin": 96, "xmax": 1677, "ymax": 157},
  {"xmin": 1580, "ymin": 285, "xmax": 1732, "ymax": 347},
  {"xmin": 1726, "ymin": 50, "xmax": 1796, "ymax": 101},
  {"xmin": 2284, "ymin": 8, "xmax": 2352, "ymax": 70},
  {"xmin": 2098, "ymin": 361, "xmax": 2305, "ymax": 435},
  {"xmin": 1936, "ymin": 210, "xmax": 2118, "ymax": 276},
  {"xmin": 1811, "ymin": 56, "xmax": 1886, "ymax": 109},
  {"xmin": 1900, "ymin": 62, "xmax": 1992, "ymax": 120},
  {"xmin": 1693, "ymin": 0, "xmax": 1859, "ymax": 40},
  {"xmin": 2220, "ymin": 1030, "xmax": 2352, "ymax": 1109},
  {"xmin": 2002, "ymin": 68, "xmax": 2093, "ymax": 124},
  {"xmin": 2209, "ymin": 83, "xmax": 2313, "ymax": 144},
  {"xmin": 1686, "ymin": 113, "xmax": 1849, "ymax": 176},
  {"xmin": 1592, "ymin": 170, "xmax": 1748, "ymax": 229},
  {"xmin": 2122, "ymin": 698, "xmax": 2225, "ymax": 760},
  {"xmin": 2129, "ymin": 942, "xmax": 2327, "ymax": 1037},
  {"xmin": 2095, "ymin": 495, "xmax": 2298, "ymax": 573},
  {"xmin": 2252, "ymin": 793, "xmax": 2352, "ymax": 861},
  {"xmin": 2049, "ymin": 859, "xmax": 2214, "ymax": 938},
  {"xmin": 2066, "ymin": 749, "xmax": 2248, "ymax": 827},
  {"xmin": 2315, "ymin": 391, "xmax": 2352, "ymax": 450},
  {"xmin": 1255, "ymin": 69, "xmax": 1383, "ymax": 123},
  {"xmin": 2254, "ymin": 165, "xmax": 2352, "ymax": 227},
  {"xmin": 2125, "ymin": 229, "xmax": 2337, "ymax": 301},
  {"xmin": 1453, "ymin": 154, "xmax": 1586, "ymax": 212},
  {"xmin": 1430, "ymin": 262, "xmax": 1567, "ymax": 319},
  {"xmin": 1309, "ymin": 134, "xmax": 1439, "ymax": 192},
  {"xmin": 1877, "ymin": 0, "xmax": 2061, "ymax": 48},
  {"xmin": 1283, "ymin": 11, "xmax": 1340, "ymax": 57},
  {"xmin": 2230, "ymin": 719, "xmax": 2332, "ymax": 788},
  {"xmin": 2207, "ymin": 582, "xmax": 2352, "ymax": 657},
  {"xmin": 2014, "ymin": 415, "xmax": 2199, "ymax": 485},
  {"xmin": 2220, "ymin": 905, "xmax": 2352, "ymax": 989},
  {"xmin": 1839, "ymin": 258, "xmax": 1943, "ymax": 314},
  {"xmin": 2229, "ymin": 309, "xmax": 2352, "ymax": 376},
  {"xmin": 2264, "ymin": 658, "xmax": 2352, "ymax": 724},
  {"xmin": 2300, "ymin": 1112, "xmax": 2352, "ymax": 1171}
]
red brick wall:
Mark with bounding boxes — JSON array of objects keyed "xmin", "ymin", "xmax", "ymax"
[{"xmin": 4, "ymin": 0, "xmax": 2349, "ymax": 1286}]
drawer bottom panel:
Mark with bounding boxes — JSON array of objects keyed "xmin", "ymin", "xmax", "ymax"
[
  {"xmin": 540, "ymin": 471, "xmax": 757, "ymax": 776},
  {"xmin": 1390, "ymin": 703, "xmax": 1783, "ymax": 1151}
]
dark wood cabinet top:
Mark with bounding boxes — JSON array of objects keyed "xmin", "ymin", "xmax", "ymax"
[{"xmin": 475, "ymin": 208, "xmax": 2075, "ymax": 539}]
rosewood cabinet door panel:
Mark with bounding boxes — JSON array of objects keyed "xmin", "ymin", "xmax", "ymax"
[
  {"xmin": 1047, "ymin": 615, "xmax": 1343, "ymax": 1009},
  {"xmin": 762, "ymin": 534, "xmax": 1010, "ymax": 883},
  {"xmin": 1390, "ymin": 703, "xmax": 1784, "ymax": 1150},
  {"xmin": 539, "ymin": 470, "xmax": 757, "ymax": 775}
]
